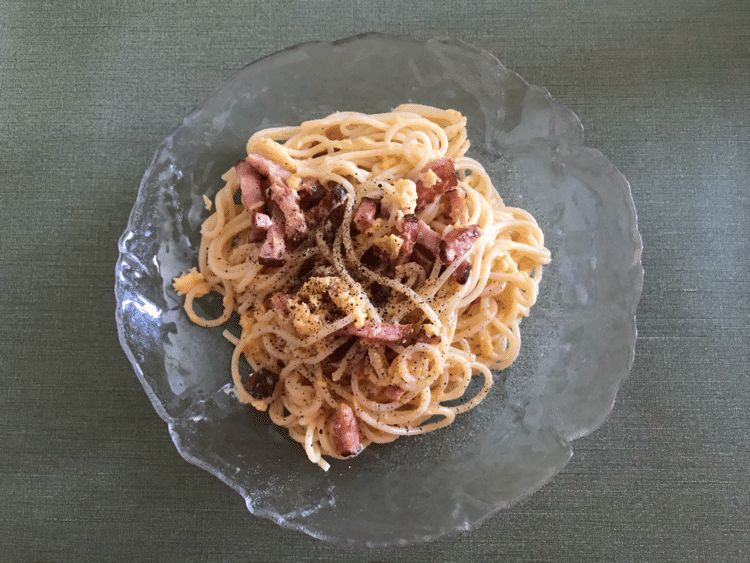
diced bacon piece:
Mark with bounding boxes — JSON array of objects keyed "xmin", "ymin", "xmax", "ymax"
[
  {"xmin": 410, "ymin": 244, "xmax": 436, "ymax": 276},
  {"xmin": 240, "ymin": 154, "xmax": 307, "ymax": 244},
  {"xmin": 297, "ymin": 179, "xmax": 327, "ymax": 210},
  {"xmin": 445, "ymin": 188, "xmax": 469, "ymax": 225},
  {"xmin": 271, "ymin": 293, "xmax": 293, "ymax": 317},
  {"xmin": 396, "ymin": 213, "xmax": 419, "ymax": 257},
  {"xmin": 384, "ymin": 385, "xmax": 405, "ymax": 401},
  {"xmin": 415, "ymin": 157, "xmax": 458, "ymax": 208},
  {"xmin": 258, "ymin": 218, "xmax": 285, "ymax": 267},
  {"xmin": 415, "ymin": 220, "xmax": 441, "ymax": 257},
  {"xmin": 245, "ymin": 153, "xmax": 292, "ymax": 183},
  {"xmin": 346, "ymin": 321, "xmax": 414, "ymax": 343},
  {"xmin": 310, "ymin": 184, "xmax": 347, "ymax": 223},
  {"xmin": 269, "ymin": 182, "xmax": 307, "ymax": 245},
  {"xmin": 332, "ymin": 404, "xmax": 362, "ymax": 457},
  {"xmin": 235, "ymin": 159, "xmax": 265, "ymax": 213},
  {"xmin": 248, "ymin": 211, "xmax": 273, "ymax": 242},
  {"xmin": 244, "ymin": 368, "xmax": 279, "ymax": 400},
  {"xmin": 352, "ymin": 198, "xmax": 379, "ymax": 232},
  {"xmin": 392, "ymin": 215, "xmax": 441, "ymax": 274},
  {"xmin": 452, "ymin": 259, "xmax": 473, "ymax": 285},
  {"xmin": 440, "ymin": 224, "xmax": 483, "ymax": 263}
]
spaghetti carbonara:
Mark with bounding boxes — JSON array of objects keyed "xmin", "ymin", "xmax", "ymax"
[{"xmin": 173, "ymin": 105, "xmax": 550, "ymax": 470}]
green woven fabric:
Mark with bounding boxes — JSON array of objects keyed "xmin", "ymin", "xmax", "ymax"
[{"xmin": 1, "ymin": 1, "xmax": 747, "ymax": 561}]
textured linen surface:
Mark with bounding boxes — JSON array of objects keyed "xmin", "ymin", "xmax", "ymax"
[{"xmin": 1, "ymin": 1, "xmax": 747, "ymax": 562}]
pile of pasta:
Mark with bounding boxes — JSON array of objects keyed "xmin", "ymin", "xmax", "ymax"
[{"xmin": 173, "ymin": 105, "xmax": 550, "ymax": 470}]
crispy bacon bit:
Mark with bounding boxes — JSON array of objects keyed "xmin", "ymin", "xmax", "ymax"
[
  {"xmin": 415, "ymin": 157, "xmax": 458, "ymax": 208},
  {"xmin": 332, "ymin": 404, "xmax": 362, "ymax": 457},
  {"xmin": 271, "ymin": 293, "xmax": 293, "ymax": 317},
  {"xmin": 245, "ymin": 368, "xmax": 279, "ymax": 400},
  {"xmin": 269, "ymin": 182, "xmax": 307, "ymax": 244},
  {"xmin": 248, "ymin": 211, "xmax": 273, "ymax": 242},
  {"xmin": 440, "ymin": 224, "xmax": 483, "ymax": 263},
  {"xmin": 453, "ymin": 260, "xmax": 473, "ymax": 284},
  {"xmin": 415, "ymin": 220, "xmax": 441, "ymax": 257},
  {"xmin": 310, "ymin": 184, "xmax": 347, "ymax": 223},
  {"xmin": 445, "ymin": 188, "xmax": 469, "ymax": 225},
  {"xmin": 393, "ymin": 215, "xmax": 441, "ymax": 273},
  {"xmin": 239, "ymin": 153, "xmax": 307, "ymax": 245},
  {"xmin": 297, "ymin": 179, "xmax": 327, "ymax": 210},
  {"xmin": 410, "ymin": 244, "xmax": 436, "ymax": 276},
  {"xmin": 352, "ymin": 198, "xmax": 379, "ymax": 232},
  {"xmin": 326, "ymin": 203, "xmax": 346, "ymax": 229},
  {"xmin": 346, "ymin": 321, "xmax": 413, "ymax": 343},
  {"xmin": 258, "ymin": 206, "xmax": 286, "ymax": 266},
  {"xmin": 245, "ymin": 153, "xmax": 292, "ymax": 183},
  {"xmin": 235, "ymin": 159, "xmax": 265, "ymax": 213},
  {"xmin": 384, "ymin": 385, "xmax": 405, "ymax": 401},
  {"xmin": 396, "ymin": 213, "xmax": 419, "ymax": 256}
]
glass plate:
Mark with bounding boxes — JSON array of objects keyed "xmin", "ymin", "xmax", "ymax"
[{"xmin": 115, "ymin": 33, "xmax": 643, "ymax": 547}]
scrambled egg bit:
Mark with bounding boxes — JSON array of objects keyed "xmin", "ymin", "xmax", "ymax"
[
  {"xmin": 287, "ymin": 276, "xmax": 370, "ymax": 336},
  {"xmin": 418, "ymin": 168, "xmax": 439, "ymax": 189},
  {"xmin": 372, "ymin": 234, "xmax": 404, "ymax": 260},
  {"xmin": 172, "ymin": 267, "xmax": 209, "ymax": 296},
  {"xmin": 382, "ymin": 178, "xmax": 418, "ymax": 214}
]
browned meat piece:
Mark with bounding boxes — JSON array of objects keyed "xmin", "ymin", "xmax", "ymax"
[
  {"xmin": 415, "ymin": 220, "xmax": 441, "ymax": 257},
  {"xmin": 410, "ymin": 244, "xmax": 436, "ymax": 276},
  {"xmin": 383, "ymin": 385, "xmax": 405, "ymax": 400},
  {"xmin": 393, "ymin": 215, "xmax": 441, "ymax": 274},
  {"xmin": 393, "ymin": 214, "xmax": 419, "ymax": 264},
  {"xmin": 258, "ymin": 207, "xmax": 286, "ymax": 266},
  {"xmin": 244, "ymin": 368, "xmax": 279, "ymax": 400},
  {"xmin": 360, "ymin": 245, "xmax": 390, "ymax": 273},
  {"xmin": 271, "ymin": 292, "xmax": 293, "ymax": 317},
  {"xmin": 415, "ymin": 157, "xmax": 458, "ymax": 208},
  {"xmin": 245, "ymin": 153, "xmax": 292, "ymax": 183},
  {"xmin": 269, "ymin": 181, "xmax": 308, "ymax": 245},
  {"xmin": 248, "ymin": 211, "xmax": 273, "ymax": 242},
  {"xmin": 235, "ymin": 159, "xmax": 265, "ymax": 213},
  {"xmin": 452, "ymin": 260, "xmax": 473, "ymax": 284},
  {"xmin": 297, "ymin": 179, "xmax": 327, "ymax": 210},
  {"xmin": 346, "ymin": 321, "xmax": 414, "ymax": 344},
  {"xmin": 440, "ymin": 224, "xmax": 482, "ymax": 263},
  {"xmin": 332, "ymin": 404, "xmax": 362, "ymax": 457},
  {"xmin": 352, "ymin": 198, "xmax": 379, "ymax": 232},
  {"xmin": 310, "ymin": 184, "xmax": 347, "ymax": 223},
  {"xmin": 239, "ymin": 154, "xmax": 307, "ymax": 245}
]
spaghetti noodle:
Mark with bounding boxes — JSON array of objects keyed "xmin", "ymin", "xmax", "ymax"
[{"xmin": 173, "ymin": 105, "xmax": 550, "ymax": 470}]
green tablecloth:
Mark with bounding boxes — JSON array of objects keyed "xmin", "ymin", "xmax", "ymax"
[{"xmin": 2, "ymin": 1, "xmax": 748, "ymax": 561}]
